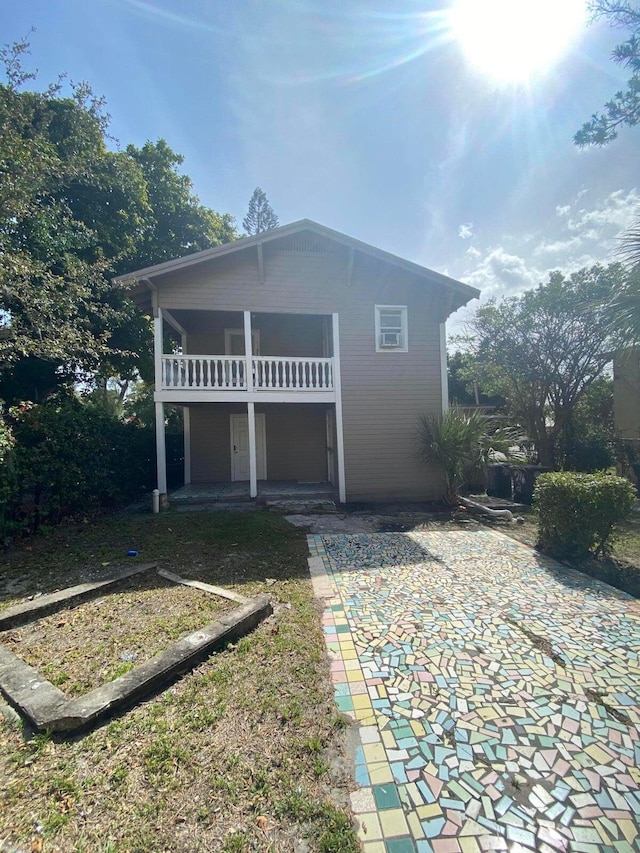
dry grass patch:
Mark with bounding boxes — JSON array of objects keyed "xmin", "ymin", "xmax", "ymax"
[
  {"xmin": 4, "ymin": 572, "xmax": 236, "ymax": 696},
  {"xmin": 0, "ymin": 510, "xmax": 359, "ymax": 853}
]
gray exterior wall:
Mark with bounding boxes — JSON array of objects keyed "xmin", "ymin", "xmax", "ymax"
[
  {"xmin": 184, "ymin": 311, "xmax": 326, "ymax": 357},
  {"xmin": 189, "ymin": 403, "xmax": 328, "ymax": 483},
  {"xmin": 156, "ymin": 239, "xmax": 448, "ymax": 501}
]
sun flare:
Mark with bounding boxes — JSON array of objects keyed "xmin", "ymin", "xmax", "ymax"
[{"xmin": 449, "ymin": 0, "xmax": 587, "ymax": 84}]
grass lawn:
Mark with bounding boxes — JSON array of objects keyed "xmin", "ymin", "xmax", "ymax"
[{"xmin": 0, "ymin": 510, "xmax": 360, "ymax": 853}]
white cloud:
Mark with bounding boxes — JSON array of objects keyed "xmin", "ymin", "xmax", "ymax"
[
  {"xmin": 532, "ymin": 236, "xmax": 584, "ymax": 259},
  {"xmin": 566, "ymin": 188, "xmax": 639, "ymax": 239},
  {"xmin": 455, "ymin": 187, "xmax": 639, "ymax": 301},
  {"xmin": 464, "ymin": 247, "xmax": 541, "ymax": 298},
  {"xmin": 458, "ymin": 222, "xmax": 473, "ymax": 239}
]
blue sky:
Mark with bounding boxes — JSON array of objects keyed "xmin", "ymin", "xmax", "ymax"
[{"xmin": 1, "ymin": 0, "xmax": 638, "ymax": 313}]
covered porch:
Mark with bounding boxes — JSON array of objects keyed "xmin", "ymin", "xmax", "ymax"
[
  {"xmin": 169, "ymin": 480, "xmax": 337, "ymax": 505},
  {"xmin": 156, "ymin": 400, "xmax": 346, "ymax": 506},
  {"xmin": 153, "ymin": 311, "xmax": 346, "ymax": 505}
]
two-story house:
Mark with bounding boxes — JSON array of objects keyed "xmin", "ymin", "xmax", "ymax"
[{"xmin": 117, "ymin": 220, "xmax": 479, "ymax": 504}]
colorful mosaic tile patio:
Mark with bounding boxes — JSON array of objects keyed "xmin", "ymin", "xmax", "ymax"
[{"xmin": 308, "ymin": 529, "xmax": 640, "ymax": 853}]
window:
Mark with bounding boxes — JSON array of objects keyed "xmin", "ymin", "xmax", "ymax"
[
  {"xmin": 224, "ymin": 328, "xmax": 260, "ymax": 355},
  {"xmin": 375, "ymin": 305, "xmax": 408, "ymax": 352}
]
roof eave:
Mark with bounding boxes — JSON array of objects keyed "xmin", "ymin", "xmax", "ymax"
[
  {"xmin": 112, "ymin": 220, "xmax": 319, "ymax": 286},
  {"xmin": 113, "ymin": 218, "xmax": 481, "ymax": 309}
]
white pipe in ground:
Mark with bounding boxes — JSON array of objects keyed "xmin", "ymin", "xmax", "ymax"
[{"xmin": 458, "ymin": 496, "xmax": 514, "ymax": 522}]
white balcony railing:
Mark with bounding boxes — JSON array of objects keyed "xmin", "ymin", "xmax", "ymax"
[
  {"xmin": 253, "ymin": 357, "xmax": 333, "ymax": 390},
  {"xmin": 162, "ymin": 356, "xmax": 246, "ymax": 389},
  {"xmin": 161, "ymin": 355, "xmax": 334, "ymax": 392}
]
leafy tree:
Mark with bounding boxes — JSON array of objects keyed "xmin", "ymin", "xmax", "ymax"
[
  {"xmin": 0, "ymin": 39, "xmax": 237, "ymax": 404},
  {"xmin": 0, "ymin": 61, "xmax": 148, "ymax": 401},
  {"xmin": 122, "ymin": 139, "xmax": 237, "ymax": 271},
  {"xmin": 466, "ymin": 264, "xmax": 622, "ymax": 469},
  {"xmin": 243, "ymin": 187, "xmax": 279, "ymax": 235},
  {"xmin": 447, "ymin": 350, "xmax": 506, "ymax": 408},
  {"xmin": 575, "ymin": 1, "xmax": 640, "ymax": 146}
]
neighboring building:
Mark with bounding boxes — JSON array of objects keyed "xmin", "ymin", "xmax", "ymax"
[
  {"xmin": 614, "ymin": 348, "xmax": 640, "ymax": 440},
  {"xmin": 117, "ymin": 219, "xmax": 479, "ymax": 503}
]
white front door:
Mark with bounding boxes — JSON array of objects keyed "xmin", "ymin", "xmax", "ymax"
[{"xmin": 230, "ymin": 413, "xmax": 267, "ymax": 481}]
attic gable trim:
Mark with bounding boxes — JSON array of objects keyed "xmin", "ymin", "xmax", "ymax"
[
  {"xmin": 113, "ymin": 221, "xmax": 320, "ymax": 285},
  {"xmin": 114, "ymin": 218, "xmax": 480, "ymax": 304},
  {"xmin": 305, "ymin": 222, "xmax": 479, "ymax": 301}
]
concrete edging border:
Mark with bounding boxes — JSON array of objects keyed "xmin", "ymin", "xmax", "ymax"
[{"xmin": 0, "ymin": 565, "xmax": 272, "ymax": 733}]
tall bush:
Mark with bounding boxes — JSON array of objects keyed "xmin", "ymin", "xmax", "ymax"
[
  {"xmin": 3, "ymin": 394, "xmax": 155, "ymax": 534},
  {"xmin": 556, "ymin": 377, "xmax": 615, "ymax": 472},
  {"xmin": 534, "ymin": 471, "xmax": 636, "ymax": 560},
  {"xmin": 0, "ymin": 407, "xmax": 18, "ymax": 543}
]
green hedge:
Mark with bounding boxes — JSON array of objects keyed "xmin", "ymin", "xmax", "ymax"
[
  {"xmin": 0, "ymin": 395, "xmax": 158, "ymax": 542},
  {"xmin": 533, "ymin": 471, "xmax": 636, "ymax": 560}
]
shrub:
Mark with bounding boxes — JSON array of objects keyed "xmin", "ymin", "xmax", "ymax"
[
  {"xmin": 558, "ymin": 430, "xmax": 614, "ymax": 472},
  {"xmin": 534, "ymin": 471, "xmax": 636, "ymax": 560},
  {"xmin": 3, "ymin": 394, "xmax": 156, "ymax": 534},
  {"xmin": 0, "ymin": 407, "xmax": 19, "ymax": 543},
  {"xmin": 416, "ymin": 406, "xmax": 523, "ymax": 505}
]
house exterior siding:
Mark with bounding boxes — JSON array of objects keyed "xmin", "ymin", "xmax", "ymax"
[
  {"xmin": 189, "ymin": 403, "xmax": 328, "ymax": 484},
  {"xmin": 189, "ymin": 404, "xmax": 234, "ymax": 482},
  {"xmin": 154, "ymin": 243, "xmax": 448, "ymax": 501},
  {"xmin": 120, "ymin": 221, "xmax": 479, "ymax": 503}
]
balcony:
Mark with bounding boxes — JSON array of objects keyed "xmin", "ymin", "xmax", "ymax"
[{"xmin": 160, "ymin": 355, "xmax": 335, "ymax": 393}]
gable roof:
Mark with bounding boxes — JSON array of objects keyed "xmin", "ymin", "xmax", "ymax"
[{"xmin": 115, "ymin": 218, "xmax": 480, "ymax": 310}]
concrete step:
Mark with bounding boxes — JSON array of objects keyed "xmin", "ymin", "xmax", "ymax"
[{"xmin": 263, "ymin": 498, "xmax": 337, "ymax": 514}]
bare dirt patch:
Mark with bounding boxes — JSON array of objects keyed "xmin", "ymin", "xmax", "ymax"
[{"xmin": 4, "ymin": 572, "xmax": 236, "ymax": 697}]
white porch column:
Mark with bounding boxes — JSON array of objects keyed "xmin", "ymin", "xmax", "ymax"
[
  {"xmin": 440, "ymin": 322, "xmax": 449, "ymax": 414},
  {"xmin": 153, "ymin": 308, "xmax": 168, "ymax": 498},
  {"xmin": 332, "ymin": 313, "xmax": 347, "ymax": 503},
  {"xmin": 247, "ymin": 401, "xmax": 258, "ymax": 498},
  {"xmin": 244, "ymin": 312, "xmax": 257, "ymax": 497},
  {"xmin": 153, "ymin": 307, "xmax": 164, "ymax": 391},
  {"xmin": 183, "ymin": 407, "xmax": 191, "ymax": 485},
  {"xmin": 155, "ymin": 401, "xmax": 168, "ymax": 496},
  {"xmin": 181, "ymin": 331, "xmax": 191, "ymax": 485},
  {"xmin": 243, "ymin": 310, "xmax": 253, "ymax": 392}
]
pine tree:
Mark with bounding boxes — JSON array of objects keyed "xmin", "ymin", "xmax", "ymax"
[{"xmin": 243, "ymin": 187, "xmax": 279, "ymax": 235}]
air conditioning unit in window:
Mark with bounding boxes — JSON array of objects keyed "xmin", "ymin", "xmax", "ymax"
[{"xmin": 380, "ymin": 332, "xmax": 401, "ymax": 348}]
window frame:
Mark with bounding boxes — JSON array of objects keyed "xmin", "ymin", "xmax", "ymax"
[
  {"xmin": 224, "ymin": 328, "xmax": 261, "ymax": 356},
  {"xmin": 374, "ymin": 305, "xmax": 408, "ymax": 353}
]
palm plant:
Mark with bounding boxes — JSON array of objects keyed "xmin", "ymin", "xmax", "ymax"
[
  {"xmin": 416, "ymin": 406, "xmax": 523, "ymax": 505},
  {"xmin": 605, "ymin": 218, "xmax": 640, "ymax": 343},
  {"xmin": 605, "ymin": 260, "xmax": 640, "ymax": 343}
]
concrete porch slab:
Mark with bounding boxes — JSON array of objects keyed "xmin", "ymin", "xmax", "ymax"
[{"xmin": 170, "ymin": 480, "xmax": 337, "ymax": 505}]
